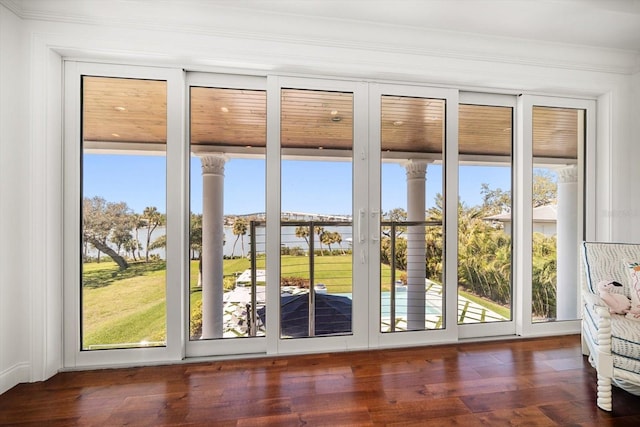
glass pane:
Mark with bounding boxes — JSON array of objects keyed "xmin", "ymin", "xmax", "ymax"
[
  {"xmin": 189, "ymin": 87, "xmax": 267, "ymax": 340},
  {"xmin": 81, "ymin": 76, "xmax": 167, "ymax": 350},
  {"xmin": 380, "ymin": 95, "xmax": 444, "ymax": 332},
  {"xmin": 280, "ymin": 89, "xmax": 353, "ymax": 338},
  {"xmin": 457, "ymin": 104, "xmax": 513, "ymax": 325},
  {"xmin": 532, "ymin": 106, "xmax": 584, "ymax": 323}
]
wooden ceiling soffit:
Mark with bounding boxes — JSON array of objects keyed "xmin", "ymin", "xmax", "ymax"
[
  {"xmin": 381, "ymin": 95, "xmax": 444, "ymax": 154},
  {"xmin": 280, "ymin": 88, "xmax": 353, "ymax": 150},
  {"xmin": 459, "ymin": 104, "xmax": 512, "ymax": 156},
  {"xmin": 533, "ymin": 107, "xmax": 580, "ymax": 159},
  {"xmin": 82, "ymin": 78, "xmax": 582, "ymax": 161},
  {"xmin": 82, "ymin": 76, "xmax": 167, "ymax": 144},
  {"xmin": 190, "ymin": 87, "xmax": 267, "ymax": 148}
]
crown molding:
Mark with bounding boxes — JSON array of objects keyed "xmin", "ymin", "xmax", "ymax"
[
  {"xmin": 5, "ymin": 0, "xmax": 640, "ymax": 75},
  {"xmin": 0, "ymin": 0, "xmax": 22, "ymax": 16}
]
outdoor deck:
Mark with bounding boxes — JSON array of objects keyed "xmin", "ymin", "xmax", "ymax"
[{"xmin": 218, "ymin": 275, "xmax": 507, "ymax": 337}]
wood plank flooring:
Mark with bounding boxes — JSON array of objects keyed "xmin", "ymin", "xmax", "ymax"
[{"xmin": 2, "ymin": 335, "xmax": 640, "ymax": 426}]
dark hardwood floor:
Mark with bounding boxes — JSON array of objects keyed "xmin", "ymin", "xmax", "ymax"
[{"xmin": 2, "ymin": 335, "xmax": 640, "ymax": 426}]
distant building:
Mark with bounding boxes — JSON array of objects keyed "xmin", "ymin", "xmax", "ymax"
[{"xmin": 484, "ymin": 205, "xmax": 557, "ymax": 237}]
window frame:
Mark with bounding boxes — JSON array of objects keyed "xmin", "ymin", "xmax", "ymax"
[{"xmin": 63, "ymin": 62, "xmax": 186, "ymax": 368}]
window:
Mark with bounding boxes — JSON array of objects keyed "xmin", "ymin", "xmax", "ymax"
[
  {"xmin": 531, "ymin": 106, "xmax": 585, "ymax": 323},
  {"xmin": 81, "ymin": 76, "xmax": 168, "ymax": 350},
  {"xmin": 188, "ymin": 86, "xmax": 267, "ymax": 340}
]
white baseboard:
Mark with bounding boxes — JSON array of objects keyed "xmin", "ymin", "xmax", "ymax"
[{"xmin": 0, "ymin": 362, "xmax": 30, "ymax": 395}]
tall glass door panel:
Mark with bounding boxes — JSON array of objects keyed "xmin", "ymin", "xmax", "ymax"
[
  {"xmin": 81, "ymin": 76, "xmax": 168, "ymax": 350},
  {"xmin": 457, "ymin": 103, "xmax": 513, "ymax": 326},
  {"xmin": 379, "ymin": 95, "xmax": 445, "ymax": 332},
  {"xmin": 189, "ymin": 86, "xmax": 267, "ymax": 341},
  {"xmin": 280, "ymin": 88, "xmax": 354, "ymax": 339},
  {"xmin": 531, "ymin": 106, "xmax": 585, "ymax": 323}
]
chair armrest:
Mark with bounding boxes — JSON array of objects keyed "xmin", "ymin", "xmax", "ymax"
[
  {"xmin": 584, "ymin": 291, "xmax": 608, "ymax": 314},
  {"xmin": 583, "ymin": 290, "xmax": 612, "ymax": 329},
  {"xmin": 583, "ymin": 293, "xmax": 613, "ymax": 357}
]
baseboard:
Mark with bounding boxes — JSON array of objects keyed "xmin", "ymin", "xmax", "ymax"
[{"xmin": 0, "ymin": 362, "xmax": 30, "ymax": 395}]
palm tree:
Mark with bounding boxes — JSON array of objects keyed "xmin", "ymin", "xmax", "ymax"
[
  {"xmin": 314, "ymin": 226, "xmax": 325, "ymax": 255},
  {"xmin": 332, "ymin": 231, "xmax": 345, "ymax": 254},
  {"xmin": 295, "ymin": 225, "xmax": 310, "ymax": 250},
  {"xmin": 231, "ymin": 217, "xmax": 248, "ymax": 257},
  {"xmin": 142, "ymin": 206, "xmax": 163, "ymax": 262},
  {"xmin": 320, "ymin": 230, "xmax": 334, "ymax": 253}
]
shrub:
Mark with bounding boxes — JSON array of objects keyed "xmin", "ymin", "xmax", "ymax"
[
  {"xmin": 190, "ymin": 300, "xmax": 202, "ymax": 339},
  {"xmin": 280, "ymin": 276, "xmax": 310, "ymax": 289}
]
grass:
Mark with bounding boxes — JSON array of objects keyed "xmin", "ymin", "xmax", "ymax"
[
  {"xmin": 83, "ymin": 260, "xmax": 166, "ymax": 289},
  {"xmin": 83, "ymin": 261, "xmax": 167, "ymax": 348},
  {"xmin": 458, "ymin": 289, "xmax": 511, "ymax": 319},
  {"xmin": 83, "ymin": 256, "xmax": 510, "ymax": 348}
]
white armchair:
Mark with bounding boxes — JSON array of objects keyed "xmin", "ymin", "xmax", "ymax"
[{"xmin": 581, "ymin": 242, "xmax": 640, "ymax": 411}]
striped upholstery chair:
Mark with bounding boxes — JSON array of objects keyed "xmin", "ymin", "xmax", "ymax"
[{"xmin": 581, "ymin": 242, "xmax": 640, "ymax": 411}]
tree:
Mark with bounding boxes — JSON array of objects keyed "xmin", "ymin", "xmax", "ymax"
[
  {"xmin": 82, "ymin": 196, "xmax": 131, "ymax": 270},
  {"xmin": 320, "ymin": 230, "xmax": 341, "ymax": 253},
  {"xmin": 480, "ymin": 169, "xmax": 557, "ymax": 213},
  {"xmin": 331, "ymin": 231, "xmax": 344, "ymax": 254},
  {"xmin": 531, "ymin": 232, "xmax": 557, "ymax": 318},
  {"xmin": 380, "ymin": 235, "xmax": 407, "ymax": 270},
  {"xmin": 149, "ymin": 234, "xmax": 166, "ymax": 251},
  {"xmin": 132, "ymin": 213, "xmax": 146, "ymax": 261},
  {"xmin": 532, "ymin": 169, "xmax": 558, "ymax": 207},
  {"xmin": 314, "ymin": 226, "xmax": 325, "ymax": 255},
  {"xmin": 110, "ymin": 212, "xmax": 136, "ymax": 255},
  {"xmin": 480, "ymin": 183, "xmax": 511, "ymax": 215},
  {"xmin": 295, "ymin": 225, "xmax": 310, "ymax": 249},
  {"xmin": 190, "ymin": 213, "xmax": 202, "ymax": 260},
  {"xmin": 231, "ymin": 217, "xmax": 248, "ymax": 257},
  {"xmin": 424, "ymin": 193, "xmax": 444, "ymax": 280},
  {"xmin": 141, "ymin": 206, "xmax": 164, "ymax": 262},
  {"xmin": 123, "ymin": 238, "xmax": 142, "ymax": 261},
  {"xmin": 382, "ymin": 208, "xmax": 407, "ymax": 238},
  {"xmin": 457, "ymin": 201, "xmax": 511, "ymax": 305}
]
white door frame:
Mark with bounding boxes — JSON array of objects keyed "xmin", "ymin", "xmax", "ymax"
[
  {"xmin": 368, "ymin": 83, "xmax": 460, "ymax": 348},
  {"xmin": 458, "ymin": 92, "xmax": 518, "ymax": 339},
  {"xmin": 63, "ymin": 61, "xmax": 186, "ymax": 368}
]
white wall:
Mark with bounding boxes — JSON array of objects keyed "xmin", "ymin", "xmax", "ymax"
[
  {"xmin": 1, "ymin": 0, "xmax": 638, "ymax": 392},
  {"xmin": 0, "ymin": 3, "xmax": 31, "ymax": 394}
]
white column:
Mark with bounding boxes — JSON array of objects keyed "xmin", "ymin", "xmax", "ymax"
[
  {"xmin": 404, "ymin": 160, "xmax": 428, "ymax": 330},
  {"xmin": 200, "ymin": 154, "xmax": 227, "ymax": 339},
  {"xmin": 556, "ymin": 165, "xmax": 578, "ymax": 321}
]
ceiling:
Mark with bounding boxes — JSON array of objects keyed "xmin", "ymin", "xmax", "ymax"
[
  {"xmin": 83, "ymin": 77, "xmax": 580, "ymax": 161},
  {"xmin": 219, "ymin": 0, "xmax": 640, "ymax": 53},
  {"xmin": 11, "ymin": 0, "xmax": 640, "ymax": 54}
]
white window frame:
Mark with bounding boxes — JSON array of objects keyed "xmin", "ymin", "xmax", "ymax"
[
  {"xmin": 185, "ymin": 72, "xmax": 268, "ymax": 358},
  {"xmin": 457, "ymin": 92, "xmax": 518, "ymax": 340},
  {"xmin": 267, "ymin": 75, "xmax": 371, "ymax": 355},
  {"xmin": 515, "ymin": 95, "xmax": 596, "ymax": 337},
  {"xmin": 63, "ymin": 62, "xmax": 186, "ymax": 368},
  {"xmin": 368, "ymin": 83, "xmax": 460, "ymax": 349}
]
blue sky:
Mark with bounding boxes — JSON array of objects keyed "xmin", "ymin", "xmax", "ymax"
[{"xmin": 83, "ymin": 154, "xmax": 512, "ymax": 215}]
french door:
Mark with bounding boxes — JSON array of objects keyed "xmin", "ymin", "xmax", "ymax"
[
  {"xmin": 368, "ymin": 83, "xmax": 459, "ymax": 347},
  {"xmin": 186, "ymin": 78, "xmax": 463, "ymax": 355}
]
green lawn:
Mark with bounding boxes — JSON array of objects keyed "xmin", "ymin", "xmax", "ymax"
[
  {"xmin": 83, "ymin": 256, "xmax": 508, "ymax": 349},
  {"xmin": 82, "ymin": 261, "xmax": 167, "ymax": 348}
]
